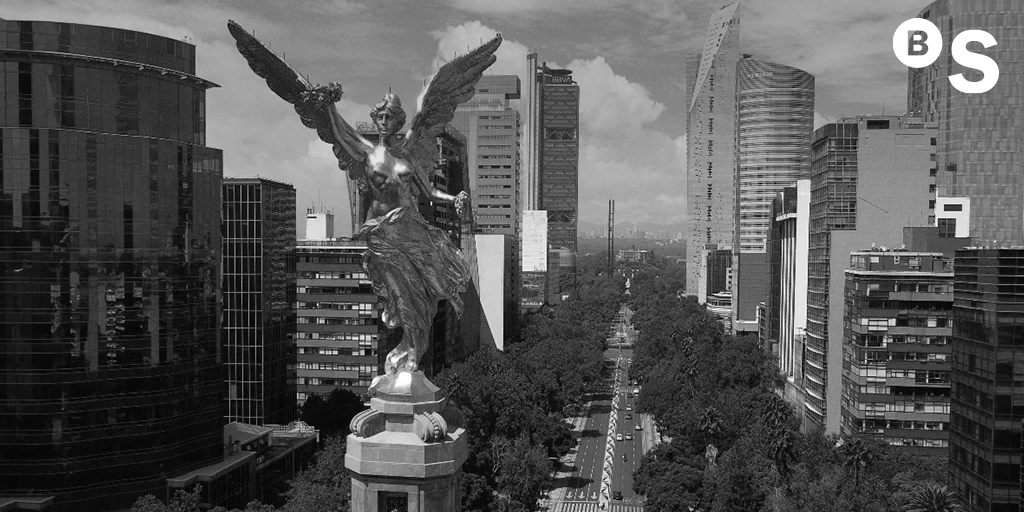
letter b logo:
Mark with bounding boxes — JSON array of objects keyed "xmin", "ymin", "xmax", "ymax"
[{"xmin": 893, "ymin": 19, "xmax": 942, "ymax": 68}]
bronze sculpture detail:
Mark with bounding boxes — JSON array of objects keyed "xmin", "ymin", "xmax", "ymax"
[{"xmin": 227, "ymin": 20, "xmax": 501, "ymax": 384}]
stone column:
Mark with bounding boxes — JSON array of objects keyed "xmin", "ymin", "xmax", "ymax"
[{"xmin": 346, "ymin": 371, "xmax": 467, "ymax": 512}]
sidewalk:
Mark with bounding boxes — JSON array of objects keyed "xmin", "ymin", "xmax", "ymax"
[{"xmin": 545, "ymin": 399, "xmax": 591, "ymax": 505}]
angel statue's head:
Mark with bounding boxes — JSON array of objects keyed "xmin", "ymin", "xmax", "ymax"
[{"xmin": 371, "ymin": 93, "xmax": 407, "ymax": 137}]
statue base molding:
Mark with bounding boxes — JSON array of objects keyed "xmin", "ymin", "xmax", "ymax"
[{"xmin": 346, "ymin": 371, "xmax": 467, "ymax": 512}]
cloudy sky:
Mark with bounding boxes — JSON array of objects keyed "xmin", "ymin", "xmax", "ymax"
[{"xmin": 6, "ymin": 0, "xmax": 928, "ymax": 236}]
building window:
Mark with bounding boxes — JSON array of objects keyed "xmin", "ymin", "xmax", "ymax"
[
  {"xmin": 938, "ymin": 218, "xmax": 956, "ymax": 238},
  {"xmin": 943, "ymin": 203, "xmax": 963, "ymax": 212},
  {"xmin": 381, "ymin": 493, "xmax": 408, "ymax": 512},
  {"xmin": 866, "ymin": 119, "xmax": 890, "ymax": 130}
]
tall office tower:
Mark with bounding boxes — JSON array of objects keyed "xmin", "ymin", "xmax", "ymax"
[
  {"xmin": 732, "ymin": 56, "xmax": 814, "ymax": 333},
  {"xmin": 949, "ymin": 248, "xmax": 1024, "ymax": 512},
  {"xmin": 222, "ymin": 178, "xmax": 297, "ymax": 425},
  {"xmin": 804, "ymin": 116, "xmax": 936, "ymax": 434},
  {"xmin": 841, "ymin": 249, "xmax": 953, "ymax": 454},
  {"xmin": 0, "ymin": 21, "xmax": 224, "ymax": 510},
  {"xmin": 524, "ymin": 54, "xmax": 579, "ymax": 292},
  {"xmin": 907, "ymin": 0, "xmax": 1024, "ymax": 246},
  {"xmin": 452, "ymin": 75, "xmax": 521, "ymax": 345},
  {"xmin": 763, "ymin": 180, "xmax": 810, "ymax": 413},
  {"xmin": 685, "ymin": 2, "xmax": 741, "ymax": 297},
  {"xmin": 451, "ymin": 75, "xmax": 521, "ymax": 237}
]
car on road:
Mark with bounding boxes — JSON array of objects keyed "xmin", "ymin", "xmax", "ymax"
[
  {"xmin": 616, "ymin": 433, "xmax": 623, "ymax": 441},
  {"xmin": 613, "ymin": 491, "xmax": 623, "ymax": 501},
  {"xmin": 626, "ymin": 412, "xmax": 633, "ymax": 420},
  {"xmin": 634, "ymin": 387, "xmax": 640, "ymax": 394},
  {"xmin": 635, "ymin": 424, "xmax": 642, "ymax": 431},
  {"xmin": 626, "ymin": 405, "xmax": 632, "ymax": 411},
  {"xmin": 625, "ymin": 432, "xmax": 633, "ymax": 440}
]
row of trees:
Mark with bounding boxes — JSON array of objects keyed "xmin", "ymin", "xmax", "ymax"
[
  {"xmin": 627, "ymin": 258, "xmax": 961, "ymax": 512},
  {"xmin": 435, "ymin": 252, "xmax": 625, "ymax": 511}
]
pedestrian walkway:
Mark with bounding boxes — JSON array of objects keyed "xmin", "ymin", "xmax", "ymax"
[
  {"xmin": 552, "ymin": 501, "xmax": 645, "ymax": 512},
  {"xmin": 547, "ymin": 401, "xmax": 591, "ymax": 503}
]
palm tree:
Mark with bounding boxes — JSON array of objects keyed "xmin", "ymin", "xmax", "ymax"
[{"xmin": 904, "ymin": 483, "xmax": 964, "ymax": 512}]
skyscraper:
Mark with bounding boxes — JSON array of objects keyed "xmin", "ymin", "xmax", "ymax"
[
  {"xmin": 948, "ymin": 248, "xmax": 1024, "ymax": 512},
  {"xmin": 731, "ymin": 56, "xmax": 814, "ymax": 333},
  {"xmin": 0, "ymin": 20, "xmax": 223, "ymax": 509},
  {"xmin": 804, "ymin": 116, "xmax": 936, "ymax": 434},
  {"xmin": 222, "ymin": 178, "xmax": 297, "ymax": 425},
  {"xmin": 451, "ymin": 75, "xmax": 521, "ymax": 237},
  {"xmin": 686, "ymin": 2, "xmax": 741, "ymax": 297},
  {"xmin": 452, "ymin": 75, "xmax": 521, "ymax": 345},
  {"xmin": 907, "ymin": 0, "xmax": 1024, "ymax": 246},
  {"xmin": 524, "ymin": 54, "xmax": 579, "ymax": 292}
]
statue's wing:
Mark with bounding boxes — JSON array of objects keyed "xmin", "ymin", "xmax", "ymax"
[
  {"xmin": 401, "ymin": 34, "xmax": 502, "ymax": 174},
  {"xmin": 227, "ymin": 20, "xmax": 371, "ymax": 170}
]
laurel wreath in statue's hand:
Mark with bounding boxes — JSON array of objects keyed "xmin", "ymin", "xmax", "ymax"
[{"xmin": 455, "ymin": 191, "xmax": 471, "ymax": 221}]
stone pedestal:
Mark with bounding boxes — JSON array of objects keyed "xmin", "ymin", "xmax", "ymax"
[{"xmin": 346, "ymin": 371, "xmax": 467, "ymax": 512}]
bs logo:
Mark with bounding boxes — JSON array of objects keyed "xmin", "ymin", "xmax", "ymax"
[{"xmin": 893, "ymin": 18, "xmax": 999, "ymax": 94}]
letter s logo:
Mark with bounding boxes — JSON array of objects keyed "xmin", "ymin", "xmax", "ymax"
[{"xmin": 949, "ymin": 30, "xmax": 999, "ymax": 94}]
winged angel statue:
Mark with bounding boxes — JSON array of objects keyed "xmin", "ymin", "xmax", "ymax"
[{"xmin": 227, "ymin": 20, "xmax": 501, "ymax": 385}]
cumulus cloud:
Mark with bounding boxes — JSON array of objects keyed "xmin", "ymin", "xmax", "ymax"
[{"xmin": 430, "ymin": 21, "xmax": 530, "ymax": 79}]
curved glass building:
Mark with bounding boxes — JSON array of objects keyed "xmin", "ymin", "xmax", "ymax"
[
  {"xmin": 0, "ymin": 20, "xmax": 223, "ymax": 510},
  {"xmin": 730, "ymin": 57, "xmax": 814, "ymax": 333},
  {"xmin": 735, "ymin": 57, "xmax": 814, "ymax": 252}
]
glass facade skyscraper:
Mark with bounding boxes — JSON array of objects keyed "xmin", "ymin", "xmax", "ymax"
[
  {"xmin": 949, "ymin": 249, "xmax": 1024, "ymax": 512},
  {"xmin": 222, "ymin": 178, "xmax": 296, "ymax": 426},
  {"xmin": 907, "ymin": 0, "xmax": 1024, "ymax": 246},
  {"xmin": 685, "ymin": 2, "xmax": 740, "ymax": 297},
  {"xmin": 731, "ymin": 57, "xmax": 814, "ymax": 333},
  {"xmin": 0, "ymin": 21, "xmax": 223, "ymax": 510},
  {"xmin": 524, "ymin": 55, "xmax": 579, "ymax": 294}
]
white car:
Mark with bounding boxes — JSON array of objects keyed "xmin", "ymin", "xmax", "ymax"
[
  {"xmin": 625, "ymin": 432, "xmax": 633, "ymax": 440},
  {"xmin": 635, "ymin": 424, "xmax": 642, "ymax": 431},
  {"xmin": 626, "ymin": 405, "xmax": 632, "ymax": 411},
  {"xmin": 616, "ymin": 433, "xmax": 623, "ymax": 441}
]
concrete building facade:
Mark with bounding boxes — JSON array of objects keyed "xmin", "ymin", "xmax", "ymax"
[
  {"xmin": 803, "ymin": 116, "xmax": 936, "ymax": 434},
  {"xmin": 840, "ymin": 250, "xmax": 953, "ymax": 455}
]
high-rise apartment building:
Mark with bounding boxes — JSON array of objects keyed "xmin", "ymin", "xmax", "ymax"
[
  {"xmin": 949, "ymin": 248, "xmax": 1024, "ymax": 512},
  {"xmin": 732, "ymin": 56, "xmax": 814, "ymax": 333},
  {"xmin": 686, "ymin": 2, "xmax": 741, "ymax": 296},
  {"xmin": 222, "ymin": 178, "xmax": 297, "ymax": 425},
  {"xmin": 907, "ymin": 0, "xmax": 1024, "ymax": 247},
  {"xmin": 0, "ymin": 21, "xmax": 224, "ymax": 509},
  {"xmin": 295, "ymin": 234, "xmax": 379, "ymax": 403},
  {"xmin": 841, "ymin": 249, "xmax": 953, "ymax": 455},
  {"xmin": 804, "ymin": 116, "xmax": 936, "ymax": 434},
  {"xmin": 524, "ymin": 54, "xmax": 579, "ymax": 292}
]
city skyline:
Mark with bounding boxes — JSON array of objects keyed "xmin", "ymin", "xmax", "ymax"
[{"xmin": 5, "ymin": 0, "xmax": 931, "ymax": 235}]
